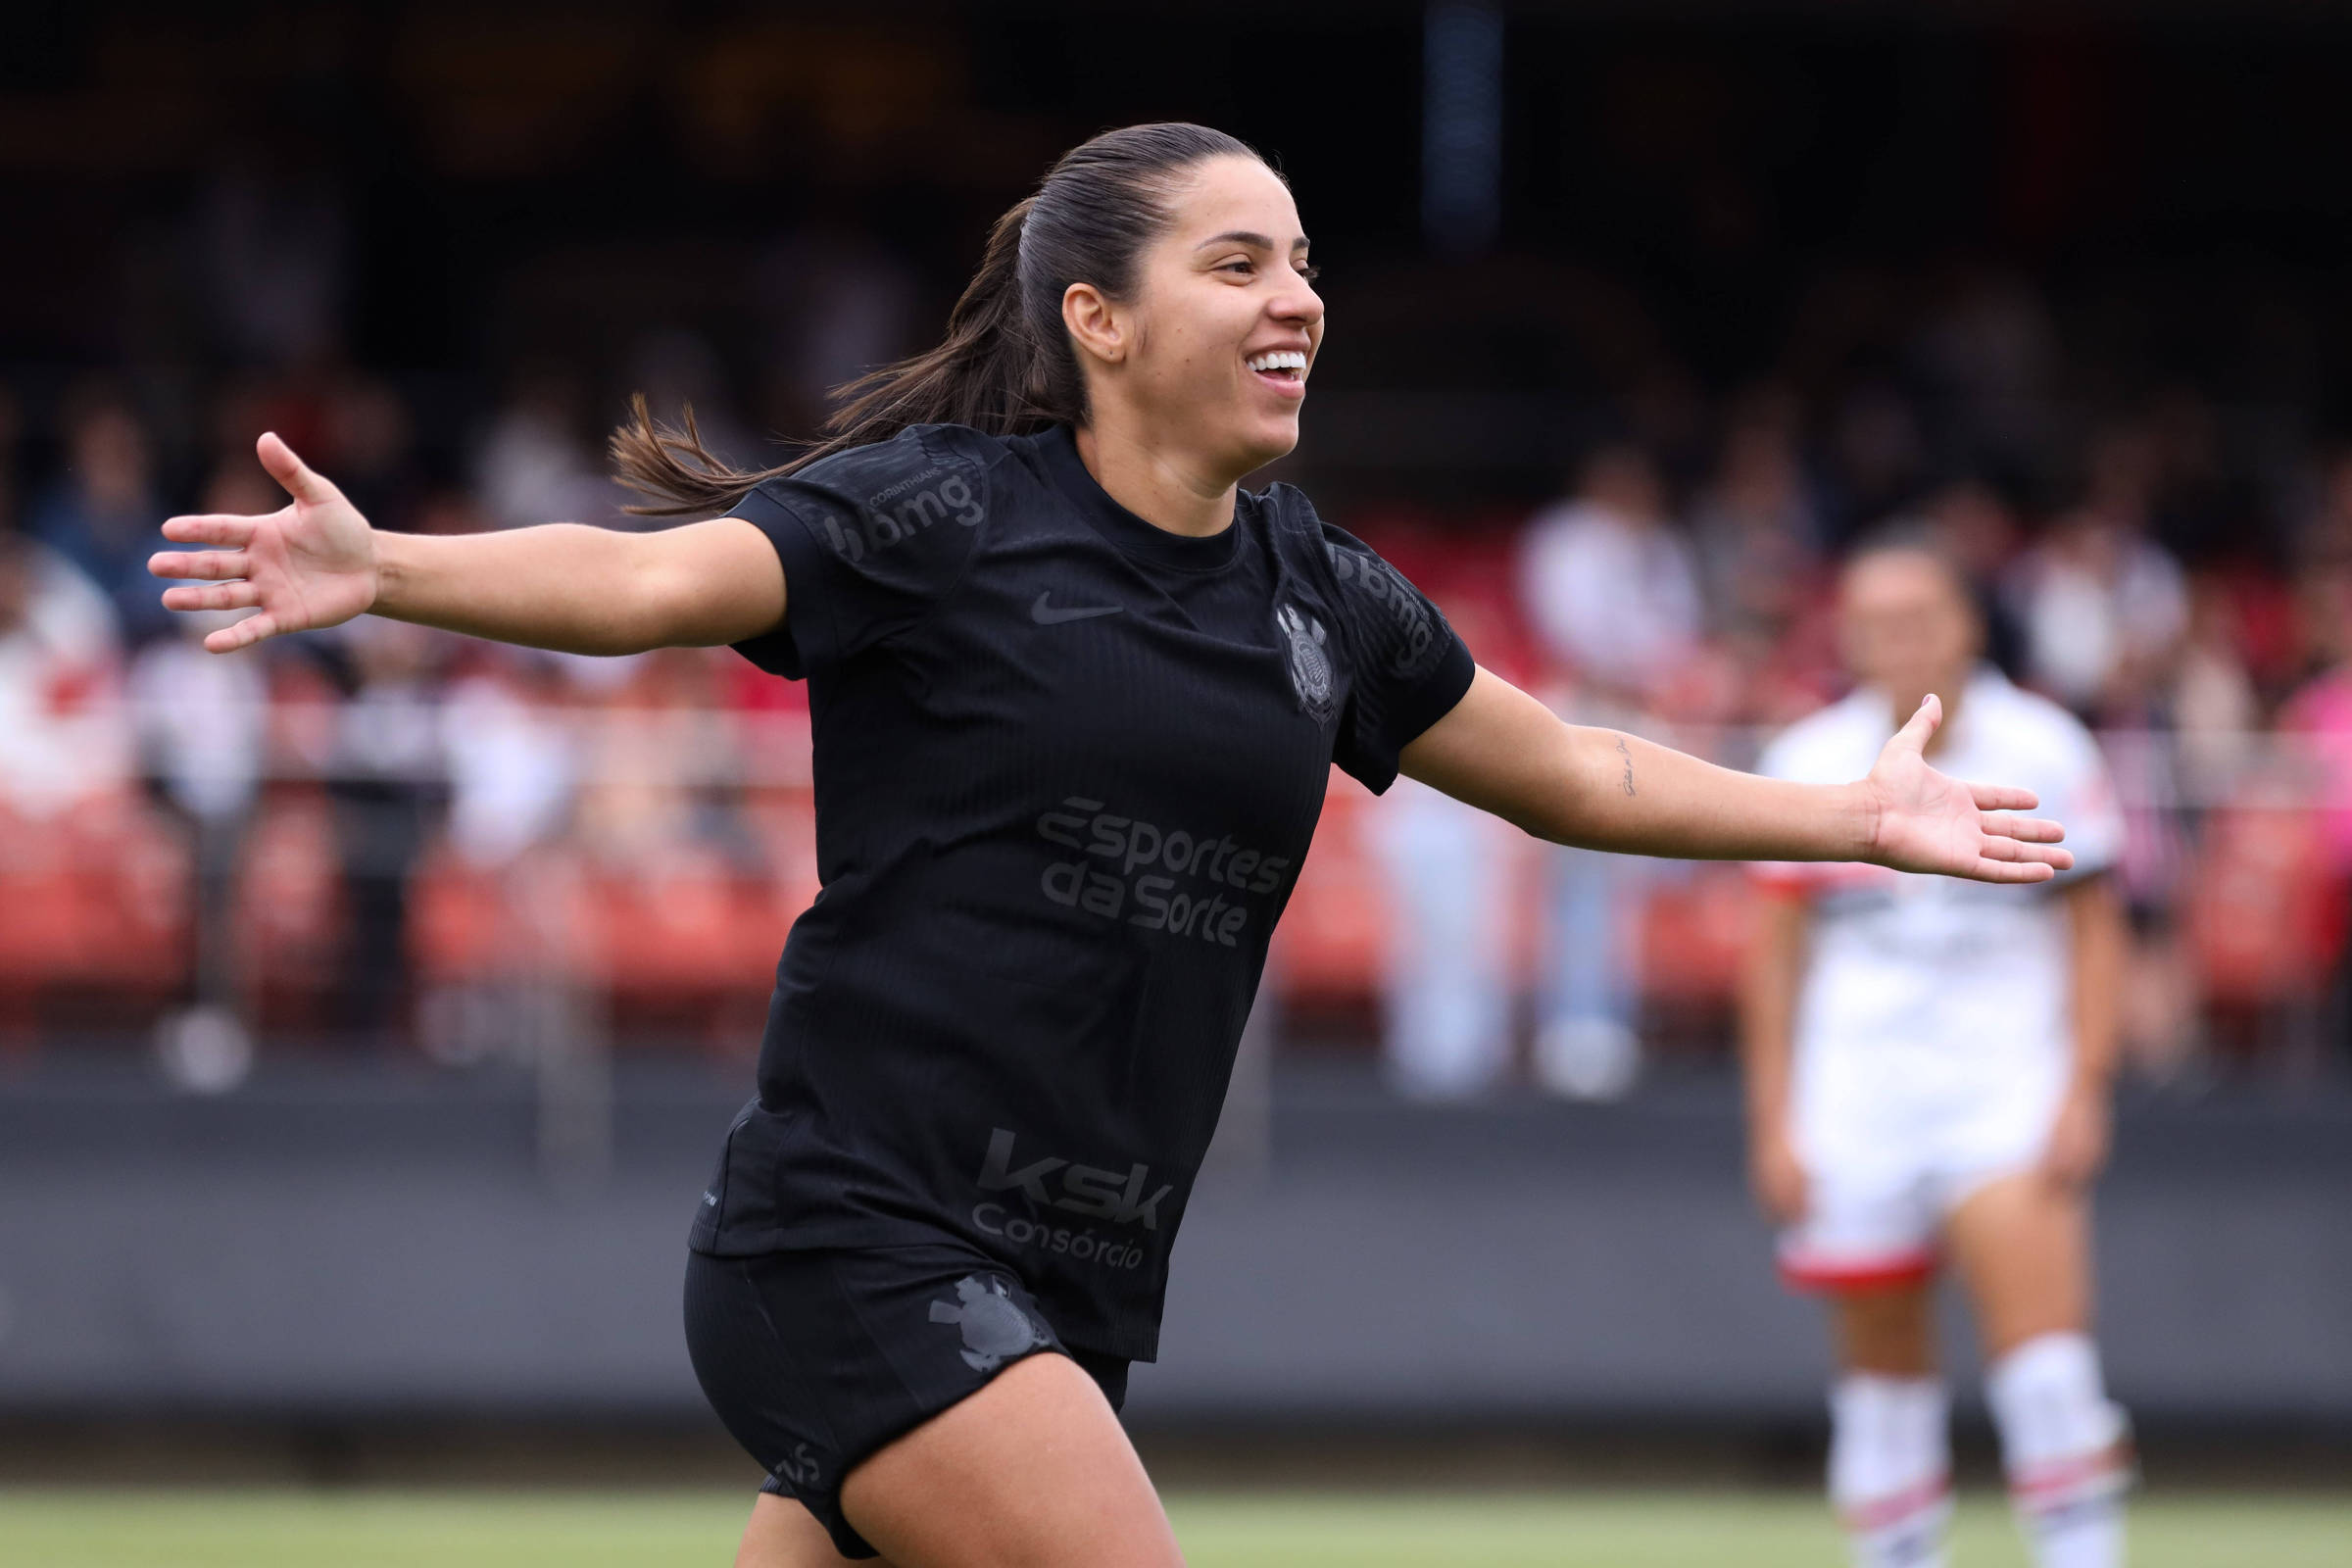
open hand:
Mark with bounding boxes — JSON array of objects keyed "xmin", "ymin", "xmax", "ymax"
[
  {"xmin": 1864, "ymin": 695, "xmax": 2074, "ymax": 884},
  {"xmin": 148, "ymin": 432, "xmax": 378, "ymax": 654}
]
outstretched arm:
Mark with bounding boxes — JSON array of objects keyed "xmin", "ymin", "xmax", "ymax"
[
  {"xmin": 1399, "ymin": 666, "xmax": 2073, "ymax": 883},
  {"xmin": 1738, "ymin": 889, "xmax": 1811, "ymax": 1224},
  {"xmin": 2040, "ymin": 872, "xmax": 2128, "ymax": 1185},
  {"xmin": 150, "ymin": 433, "xmax": 784, "ymax": 656}
]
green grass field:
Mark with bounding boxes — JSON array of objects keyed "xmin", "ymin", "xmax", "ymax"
[{"xmin": 0, "ymin": 1489, "xmax": 2344, "ymax": 1567}]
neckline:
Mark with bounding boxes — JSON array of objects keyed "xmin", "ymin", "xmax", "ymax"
[
  {"xmin": 1862, "ymin": 664, "xmax": 2004, "ymax": 749},
  {"xmin": 1037, "ymin": 424, "xmax": 1241, "ymax": 572}
]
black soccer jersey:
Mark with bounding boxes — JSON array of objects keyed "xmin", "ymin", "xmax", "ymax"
[{"xmin": 689, "ymin": 421, "xmax": 1473, "ymax": 1359}]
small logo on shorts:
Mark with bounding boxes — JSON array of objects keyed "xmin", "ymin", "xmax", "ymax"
[
  {"xmin": 772, "ymin": 1442, "xmax": 821, "ymax": 1490},
  {"xmin": 1277, "ymin": 604, "xmax": 1336, "ymax": 723},
  {"xmin": 928, "ymin": 1275, "xmax": 1050, "ymax": 1372}
]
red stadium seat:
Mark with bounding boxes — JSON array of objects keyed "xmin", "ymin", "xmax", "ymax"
[
  {"xmin": 404, "ymin": 784, "xmax": 826, "ymax": 1052},
  {"xmin": 1270, "ymin": 772, "xmax": 1390, "ymax": 1005},
  {"xmin": 233, "ymin": 791, "xmax": 348, "ymax": 1007},
  {"xmin": 1638, "ymin": 864, "xmax": 1754, "ymax": 1006},
  {"xmin": 0, "ymin": 797, "xmax": 191, "ymax": 1029}
]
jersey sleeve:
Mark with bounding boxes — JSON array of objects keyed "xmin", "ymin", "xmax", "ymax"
[
  {"xmin": 727, "ymin": 425, "xmax": 992, "ymax": 679},
  {"xmin": 2042, "ymin": 720, "xmax": 2126, "ymax": 881},
  {"xmin": 1319, "ymin": 522, "xmax": 1477, "ymax": 794}
]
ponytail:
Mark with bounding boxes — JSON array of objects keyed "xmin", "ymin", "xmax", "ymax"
[{"xmin": 613, "ymin": 122, "xmax": 1270, "ymax": 517}]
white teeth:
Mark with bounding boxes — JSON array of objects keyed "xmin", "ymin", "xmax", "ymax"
[{"xmin": 1248, "ymin": 350, "xmax": 1307, "ymax": 373}]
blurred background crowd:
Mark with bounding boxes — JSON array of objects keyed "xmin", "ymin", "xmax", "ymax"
[
  {"xmin": 10, "ymin": 2, "xmax": 2352, "ymax": 1097},
  {"xmin": 3, "ymin": 4, "xmax": 2350, "ymax": 1511}
]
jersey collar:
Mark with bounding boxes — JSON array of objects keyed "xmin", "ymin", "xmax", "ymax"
[{"xmin": 1039, "ymin": 424, "xmax": 1241, "ymax": 572}]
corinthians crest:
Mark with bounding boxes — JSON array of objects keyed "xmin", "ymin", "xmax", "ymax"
[
  {"xmin": 1277, "ymin": 604, "xmax": 1337, "ymax": 724},
  {"xmin": 929, "ymin": 1275, "xmax": 1050, "ymax": 1372}
]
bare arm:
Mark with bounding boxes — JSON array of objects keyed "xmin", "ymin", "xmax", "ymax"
[
  {"xmin": 369, "ymin": 520, "xmax": 783, "ymax": 655},
  {"xmin": 2041, "ymin": 871, "xmax": 2129, "ymax": 1184},
  {"xmin": 1399, "ymin": 666, "xmax": 2074, "ymax": 882},
  {"xmin": 150, "ymin": 432, "xmax": 785, "ymax": 656},
  {"xmin": 1738, "ymin": 887, "xmax": 1811, "ymax": 1223},
  {"xmin": 2063, "ymin": 873, "xmax": 2127, "ymax": 1089}
]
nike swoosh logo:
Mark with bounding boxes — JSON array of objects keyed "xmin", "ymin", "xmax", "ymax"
[{"xmin": 1031, "ymin": 592, "xmax": 1123, "ymax": 625}]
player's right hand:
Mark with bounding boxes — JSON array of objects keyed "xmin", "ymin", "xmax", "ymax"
[
  {"xmin": 1748, "ymin": 1124, "xmax": 1808, "ymax": 1225},
  {"xmin": 149, "ymin": 431, "xmax": 379, "ymax": 655}
]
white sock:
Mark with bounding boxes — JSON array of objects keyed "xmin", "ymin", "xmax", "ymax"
[
  {"xmin": 1986, "ymin": 1333, "xmax": 2132, "ymax": 1568},
  {"xmin": 1829, "ymin": 1374, "xmax": 1952, "ymax": 1568}
]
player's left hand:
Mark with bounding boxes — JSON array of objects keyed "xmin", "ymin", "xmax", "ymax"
[
  {"xmin": 2038, "ymin": 1080, "xmax": 2113, "ymax": 1187},
  {"xmin": 1863, "ymin": 694, "xmax": 2075, "ymax": 884}
]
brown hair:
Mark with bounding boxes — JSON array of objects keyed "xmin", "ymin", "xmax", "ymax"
[{"xmin": 612, "ymin": 122, "xmax": 1271, "ymax": 516}]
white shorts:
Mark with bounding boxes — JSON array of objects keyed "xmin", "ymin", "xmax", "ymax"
[{"xmin": 1777, "ymin": 1045, "xmax": 2065, "ymax": 1293}]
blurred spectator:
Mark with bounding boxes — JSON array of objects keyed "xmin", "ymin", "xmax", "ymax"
[
  {"xmin": 199, "ymin": 155, "xmax": 350, "ymax": 368},
  {"xmin": 127, "ymin": 463, "xmax": 279, "ymax": 1072},
  {"xmin": 2168, "ymin": 573, "xmax": 2261, "ymax": 809},
  {"xmin": 2278, "ymin": 565, "xmax": 2352, "ymax": 878},
  {"xmin": 1911, "ymin": 266, "xmax": 2057, "ymax": 480},
  {"xmin": 1919, "ymin": 480, "xmax": 2024, "ymax": 593},
  {"xmin": 2004, "ymin": 425, "xmax": 2188, "ymax": 722},
  {"xmin": 11, "ymin": 117, "xmax": 2352, "ymax": 1086},
  {"xmin": 571, "ymin": 647, "xmax": 752, "ymax": 877},
  {"xmin": 1371, "ymin": 778, "xmax": 1518, "ymax": 1100},
  {"xmin": 2295, "ymin": 447, "xmax": 2352, "ymax": 568},
  {"xmin": 323, "ymin": 618, "xmax": 450, "ymax": 1042},
  {"xmin": 630, "ymin": 330, "xmax": 757, "ymax": 476},
  {"xmin": 1372, "ymin": 586, "xmax": 1531, "ymax": 1100},
  {"xmin": 1690, "ymin": 400, "xmax": 1822, "ymax": 647},
  {"xmin": 1518, "ymin": 445, "xmax": 1696, "ymax": 1099},
  {"xmin": 756, "ymin": 220, "xmax": 923, "ymax": 435},
  {"xmin": 1519, "ymin": 444, "xmax": 1701, "ymax": 699},
  {"xmin": 0, "ymin": 383, "xmax": 21, "ymax": 534},
  {"xmin": 320, "ymin": 371, "xmax": 423, "ymax": 530},
  {"xmin": 2142, "ymin": 386, "xmax": 2232, "ymax": 561},
  {"xmin": 2279, "ymin": 564, "xmax": 2352, "ymax": 1075},
  {"xmin": 1821, "ymin": 382, "xmax": 1929, "ymax": 538},
  {"xmin": 27, "ymin": 390, "xmax": 172, "ymax": 643},
  {"xmin": 0, "ymin": 529, "xmax": 132, "ymax": 822},
  {"xmin": 411, "ymin": 488, "xmax": 494, "ymax": 538},
  {"xmin": 476, "ymin": 366, "xmax": 619, "ymax": 530},
  {"xmin": 441, "ymin": 650, "xmax": 578, "ymax": 869},
  {"xmin": 1908, "ymin": 480, "xmax": 2027, "ymax": 676}
]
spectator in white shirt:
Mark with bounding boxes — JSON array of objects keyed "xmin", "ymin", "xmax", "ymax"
[
  {"xmin": 1520, "ymin": 443, "xmax": 1702, "ymax": 701},
  {"xmin": 1516, "ymin": 444, "xmax": 1699, "ymax": 1098}
]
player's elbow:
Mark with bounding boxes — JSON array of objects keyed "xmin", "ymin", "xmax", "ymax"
[
  {"xmin": 609, "ymin": 541, "xmax": 736, "ymax": 654},
  {"xmin": 615, "ymin": 519, "xmax": 785, "ymax": 653}
]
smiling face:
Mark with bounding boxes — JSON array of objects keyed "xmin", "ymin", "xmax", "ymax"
[{"xmin": 1063, "ymin": 155, "xmax": 1324, "ymax": 484}]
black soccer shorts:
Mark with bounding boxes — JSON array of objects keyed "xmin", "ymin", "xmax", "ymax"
[{"xmin": 682, "ymin": 1242, "xmax": 1129, "ymax": 1560}]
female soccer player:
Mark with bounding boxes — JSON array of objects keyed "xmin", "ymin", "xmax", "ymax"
[
  {"xmin": 1744, "ymin": 536, "xmax": 2132, "ymax": 1568},
  {"xmin": 153, "ymin": 124, "xmax": 2072, "ymax": 1568}
]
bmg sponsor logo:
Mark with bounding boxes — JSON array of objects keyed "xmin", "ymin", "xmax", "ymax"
[
  {"xmin": 1328, "ymin": 542, "xmax": 1439, "ymax": 676},
  {"xmin": 970, "ymin": 1127, "xmax": 1171, "ymax": 1272},
  {"xmin": 1034, "ymin": 797, "xmax": 1291, "ymax": 949},
  {"xmin": 811, "ymin": 468, "xmax": 983, "ymax": 564}
]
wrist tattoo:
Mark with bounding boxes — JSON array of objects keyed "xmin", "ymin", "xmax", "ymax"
[{"xmin": 1615, "ymin": 734, "xmax": 1636, "ymax": 796}]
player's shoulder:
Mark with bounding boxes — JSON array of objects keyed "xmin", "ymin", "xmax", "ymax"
[
  {"xmin": 1245, "ymin": 478, "xmax": 1327, "ymax": 549},
  {"xmin": 748, "ymin": 423, "xmax": 1004, "ymax": 519},
  {"xmin": 1966, "ymin": 670, "xmax": 2102, "ymax": 767},
  {"xmin": 1759, "ymin": 690, "xmax": 1886, "ymax": 782},
  {"xmin": 1247, "ymin": 480, "xmax": 1367, "ymax": 588},
  {"xmin": 1241, "ymin": 484, "xmax": 1392, "ymax": 589}
]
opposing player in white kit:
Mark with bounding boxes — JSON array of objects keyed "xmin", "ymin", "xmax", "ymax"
[{"xmin": 1743, "ymin": 534, "xmax": 2134, "ymax": 1568}]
